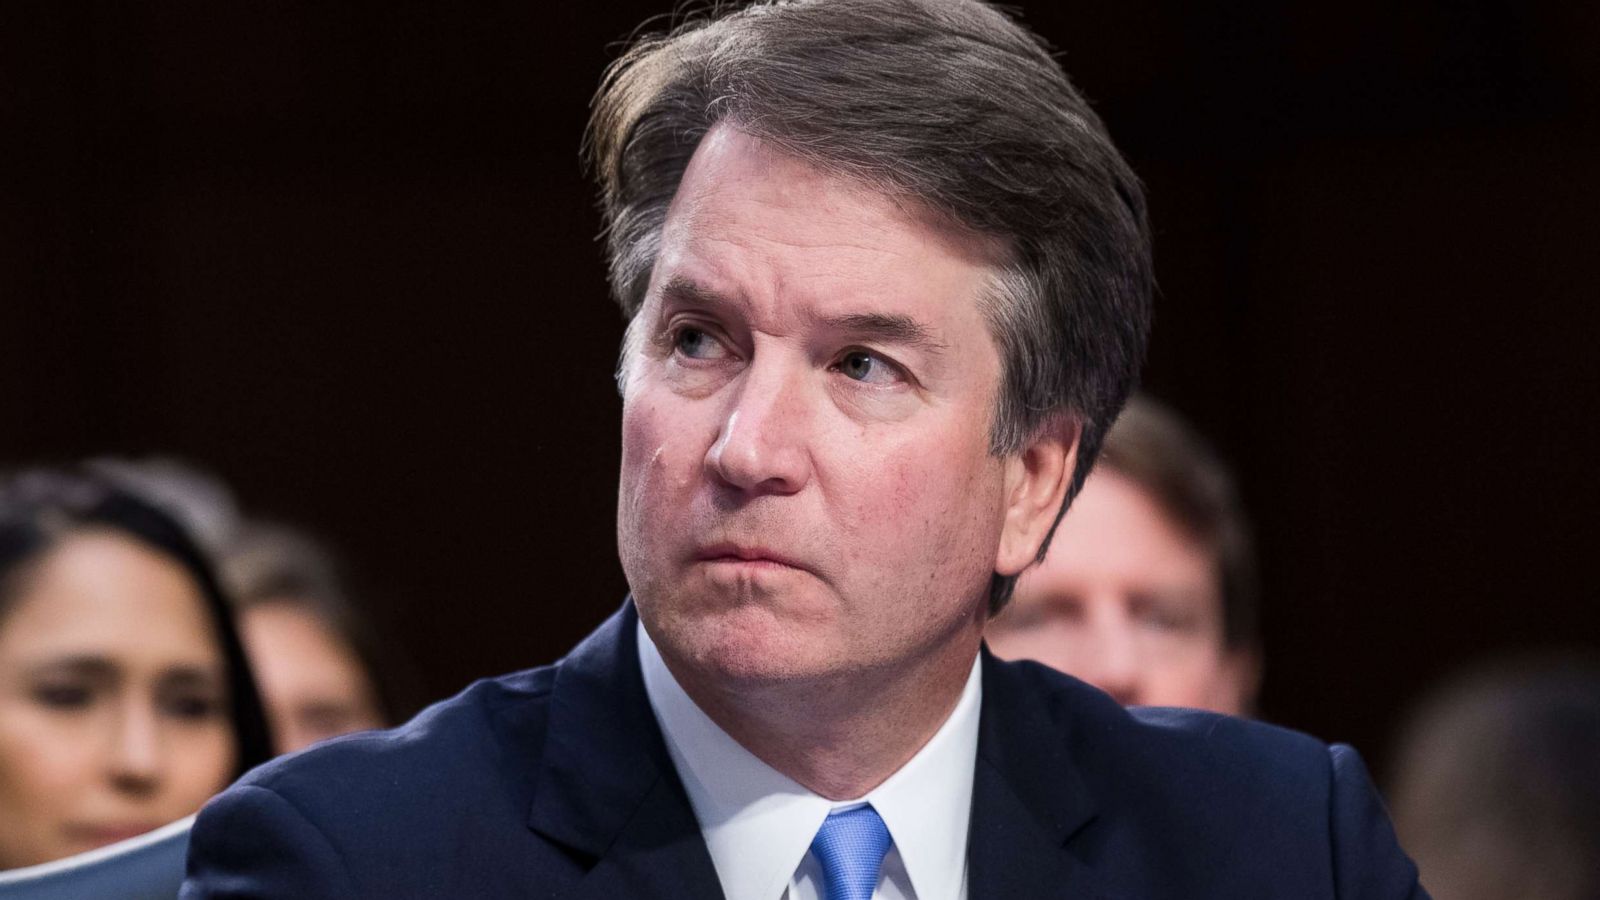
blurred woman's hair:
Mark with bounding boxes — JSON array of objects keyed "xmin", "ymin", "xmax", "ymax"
[{"xmin": 0, "ymin": 468, "xmax": 275, "ymax": 776}]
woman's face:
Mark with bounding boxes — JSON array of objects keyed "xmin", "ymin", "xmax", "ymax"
[
  {"xmin": 0, "ymin": 530, "xmax": 235, "ymax": 869},
  {"xmin": 240, "ymin": 602, "xmax": 385, "ymax": 754}
]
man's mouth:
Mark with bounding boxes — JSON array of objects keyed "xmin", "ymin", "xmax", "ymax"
[{"xmin": 694, "ymin": 542, "xmax": 811, "ymax": 573}]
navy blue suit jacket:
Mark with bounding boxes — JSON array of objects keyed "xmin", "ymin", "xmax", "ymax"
[{"xmin": 183, "ymin": 602, "xmax": 1426, "ymax": 898}]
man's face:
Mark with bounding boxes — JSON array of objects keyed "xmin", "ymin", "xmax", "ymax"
[
  {"xmin": 985, "ymin": 470, "xmax": 1257, "ymax": 715},
  {"xmin": 617, "ymin": 125, "xmax": 1037, "ymax": 691}
]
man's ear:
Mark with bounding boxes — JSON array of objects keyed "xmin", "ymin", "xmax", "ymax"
[{"xmin": 995, "ymin": 415, "xmax": 1081, "ymax": 576}]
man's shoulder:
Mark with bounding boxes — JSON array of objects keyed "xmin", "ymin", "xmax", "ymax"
[
  {"xmin": 982, "ymin": 659, "xmax": 1424, "ymax": 896},
  {"xmin": 997, "ymin": 655, "xmax": 1326, "ymax": 752},
  {"xmin": 238, "ymin": 663, "xmax": 561, "ymax": 821},
  {"xmin": 184, "ymin": 605, "xmax": 665, "ymax": 898},
  {"xmin": 183, "ymin": 663, "xmax": 591, "ymax": 898},
  {"xmin": 990, "ymin": 657, "xmax": 1339, "ymax": 818}
]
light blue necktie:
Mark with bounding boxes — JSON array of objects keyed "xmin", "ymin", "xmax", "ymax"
[{"xmin": 809, "ymin": 804, "xmax": 893, "ymax": 900}]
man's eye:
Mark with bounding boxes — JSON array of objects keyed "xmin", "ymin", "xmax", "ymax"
[
  {"xmin": 161, "ymin": 693, "xmax": 225, "ymax": 721},
  {"xmin": 1135, "ymin": 604, "xmax": 1198, "ymax": 634},
  {"xmin": 997, "ymin": 604, "xmax": 1048, "ymax": 629},
  {"xmin": 32, "ymin": 683, "xmax": 94, "ymax": 710},
  {"xmin": 673, "ymin": 326, "xmax": 727, "ymax": 360},
  {"xmin": 835, "ymin": 350, "xmax": 902, "ymax": 385}
]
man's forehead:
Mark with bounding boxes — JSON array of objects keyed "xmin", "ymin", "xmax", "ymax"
[{"xmin": 648, "ymin": 129, "xmax": 1005, "ymax": 334}]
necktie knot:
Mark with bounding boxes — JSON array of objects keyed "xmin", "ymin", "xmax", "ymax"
[{"xmin": 810, "ymin": 804, "xmax": 893, "ymax": 900}]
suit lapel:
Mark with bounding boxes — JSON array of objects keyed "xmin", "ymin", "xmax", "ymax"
[
  {"xmin": 561, "ymin": 775, "xmax": 727, "ymax": 900},
  {"xmin": 967, "ymin": 648, "xmax": 1105, "ymax": 900},
  {"xmin": 526, "ymin": 611, "xmax": 1112, "ymax": 899},
  {"xmin": 527, "ymin": 601, "xmax": 725, "ymax": 900}
]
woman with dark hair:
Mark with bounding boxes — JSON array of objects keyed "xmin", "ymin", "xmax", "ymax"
[{"xmin": 0, "ymin": 468, "xmax": 272, "ymax": 870}]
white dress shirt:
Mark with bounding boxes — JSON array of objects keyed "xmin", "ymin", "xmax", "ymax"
[{"xmin": 638, "ymin": 622, "xmax": 980, "ymax": 900}]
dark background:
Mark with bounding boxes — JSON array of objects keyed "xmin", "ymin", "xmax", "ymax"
[{"xmin": 3, "ymin": 1, "xmax": 1596, "ymax": 779}]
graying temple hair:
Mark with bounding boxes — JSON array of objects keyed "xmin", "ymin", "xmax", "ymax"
[{"xmin": 588, "ymin": 0, "xmax": 1153, "ymax": 612}]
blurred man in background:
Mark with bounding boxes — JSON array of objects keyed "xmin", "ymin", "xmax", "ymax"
[
  {"xmin": 1388, "ymin": 654, "xmax": 1600, "ymax": 900},
  {"xmin": 986, "ymin": 395, "xmax": 1262, "ymax": 715}
]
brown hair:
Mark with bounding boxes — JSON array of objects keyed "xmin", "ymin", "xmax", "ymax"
[
  {"xmin": 587, "ymin": 0, "xmax": 1154, "ymax": 611},
  {"xmin": 1097, "ymin": 396, "xmax": 1260, "ymax": 649}
]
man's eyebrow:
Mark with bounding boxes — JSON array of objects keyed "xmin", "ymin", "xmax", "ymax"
[
  {"xmin": 657, "ymin": 275, "xmax": 732, "ymax": 309},
  {"xmin": 29, "ymin": 655, "xmax": 118, "ymax": 680},
  {"xmin": 815, "ymin": 312, "xmax": 948, "ymax": 354},
  {"xmin": 657, "ymin": 275, "xmax": 947, "ymax": 353},
  {"xmin": 159, "ymin": 664, "xmax": 225, "ymax": 688}
]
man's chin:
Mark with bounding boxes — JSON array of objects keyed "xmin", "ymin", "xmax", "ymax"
[{"xmin": 650, "ymin": 600, "xmax": 842, "ymax": 686}]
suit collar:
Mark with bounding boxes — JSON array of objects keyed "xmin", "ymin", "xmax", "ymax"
[
  {"xmin": 526, "ymin": 600, "xmax": 724, "ymax": 899},
  {"xmin": 641, "ymin": 621, "xmax": 984, "ymax": 900},
  {"xmin": 967, "ymin": 646, "xmax": 1102, "ymax": 899},
  {"xmin": 525, "ymin": 607, "xmax": 1106, "ymax": 898}
]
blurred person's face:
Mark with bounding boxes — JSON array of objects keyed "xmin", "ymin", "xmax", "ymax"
[
  {"xmin": 618, "ymin": 125, "xmax": 1073, "ymax": 694},
  {"xmin": 985, "ymin": 470, "xmax": 1258, "ymax": 715},
  {"xmin": 240, "ymin": 602, "xmax": 384, "ymax": 754},
  {"xmin": 0, "ymin": 532, "xmax": 234, "ymax": 869}
]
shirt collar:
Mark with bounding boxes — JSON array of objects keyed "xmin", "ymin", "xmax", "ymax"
[{"xmin": 639, "ymin": 620, "xmax": 981, "ymax": 900}]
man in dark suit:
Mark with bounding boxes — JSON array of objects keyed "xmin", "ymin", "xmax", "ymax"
[{"xmin": 184, "ymin": 1, "xmax": 1427, "ymax": 897}]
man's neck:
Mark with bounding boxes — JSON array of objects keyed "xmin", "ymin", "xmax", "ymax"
[{"xmin": 659, "ymin": 633, "xmax": 983, "ymax": 801}]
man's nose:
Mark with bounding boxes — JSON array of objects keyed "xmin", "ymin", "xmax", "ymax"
[
  {"xmin": 1078, "ymin": 610, "xmax": 1143, "ymax": 706},
  {"xmin": 704, "ymin": 356, "xmax": 812, "ymax": 495},
  {"xmin": 106, "ymin": 699, "xmax": 164, "ymax": 796}
]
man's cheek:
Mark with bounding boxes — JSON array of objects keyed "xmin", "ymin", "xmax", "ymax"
[
  {"xmin": 879, "ymin": 449, "xmax": 968, "ymax": 525},
  {"xmin": 625, "ymin": 445, "xmax": 710, "ymax": 564},
  {"xmin": 834, "ymin": 457, "xmax": 935, "ymax": 564}
]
